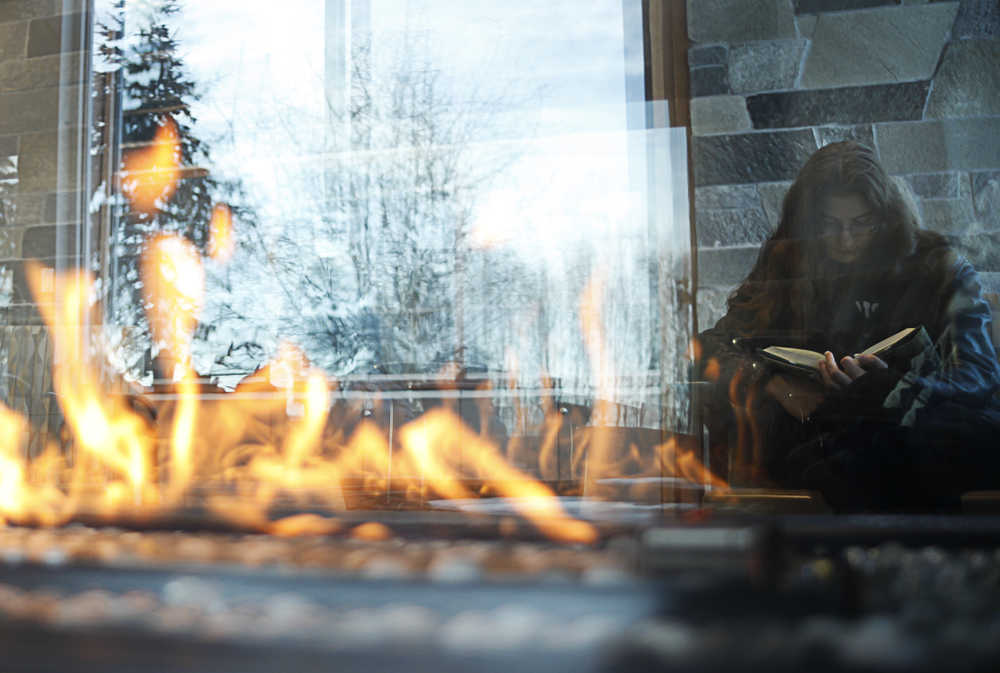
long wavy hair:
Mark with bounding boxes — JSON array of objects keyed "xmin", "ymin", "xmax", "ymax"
[{"xmin": 724, "ymin": 141, "xmax": 938, "ymax": 334}]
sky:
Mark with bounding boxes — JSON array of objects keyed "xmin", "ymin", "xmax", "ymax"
[{"xmin": 98, "ymin": 0, "xmax": 692, "ymax": 387}]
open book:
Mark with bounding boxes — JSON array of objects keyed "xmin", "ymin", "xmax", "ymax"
[{"xmin": 760, "ymin": 327, "xmax": 917, "ymax": 377}]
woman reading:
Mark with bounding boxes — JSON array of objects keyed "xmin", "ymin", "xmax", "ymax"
[{"xmin": 698, "ymin": 142, "xmax": 1000, "ymax": 510}]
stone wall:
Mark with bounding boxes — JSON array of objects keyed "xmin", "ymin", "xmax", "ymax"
[
  {"xmin": 688, "ymin": 0, "xmax": 1000, "ymax": 331},
  {"xmin": 0, "ymin": 0, "xmax": 88, "ymax": 446}
]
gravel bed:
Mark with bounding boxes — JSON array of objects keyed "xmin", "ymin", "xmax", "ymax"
[
  {"xmin": 617, "ymin": 543, "xmax": 1000, "ymax": 673},
  {"xmin": 0, "ymin": 523, "xmax": 637, "ymax": 581}
]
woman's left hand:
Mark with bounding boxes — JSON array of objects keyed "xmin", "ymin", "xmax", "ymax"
[{"xmin": 818, "ymin": 351, "xmax": 888, "ymax": 390}]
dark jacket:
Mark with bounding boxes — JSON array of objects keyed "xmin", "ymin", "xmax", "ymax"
[{"xmin": 697, "ymin": 237, "xmax": 1000, "ymax": 509}]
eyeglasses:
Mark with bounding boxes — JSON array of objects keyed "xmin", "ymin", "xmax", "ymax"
[{"xmin": 818, "ymin": 213, "xmax": 880, "ymax": 239}]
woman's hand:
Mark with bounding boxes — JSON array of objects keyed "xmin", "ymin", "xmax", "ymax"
[
  {"xmin": 765, "ymin": 374, "xmax": 824, "ymax": 422},
  {"xmin": 818, "ymin": 352, "xmax": 888, "ymax": 390}
]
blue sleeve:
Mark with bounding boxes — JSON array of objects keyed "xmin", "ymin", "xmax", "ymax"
[{"xmin": 883, "ymin": 259, "xmax": 1000, "ymax": 426}]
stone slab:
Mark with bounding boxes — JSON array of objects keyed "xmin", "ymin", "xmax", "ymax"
[
  {"xmin": 693, "ymin": 129, "xmax": 818, "ymax": 186},
  {"xmin": 925, "ymin": 40, "xmax": 1000, "ymax": 119},
  {"xmin": 954, "ymin": 232, "xmax": 1000, "ymax": 272},
  {"xmin": 0, "ymin": 135, "xmax": 17, "ymax": 158},
  {"xmin": 876, "ymin": 118, "xmax": 1000, "ymax": 174},
  {"xmin": 797, "ymin": 14, "xmax": 818, "ymax": 37},
  {"xmin": 0, "ymin": 86, "xmax": 61, "ymax": 135},
  {"xmin": 972, "ymin": 171, "xmax": 1000, "ymax": 231},
  {"xmin": 690, "ymin": 65, "xmax": 730, "ymax": 97},
  {"xmin": 0, "ymin": 227, "xmax": 22, "ymax": 259},
  {"xmin": 757, "ymin": 181, "xmax": 792, "ymax": 224},
  {"xmin": 43, "ymin": 191, "xmax": 82, "ymax": 224},
  {"xmin": 948, "ymin": 0, "xmax": 1000, "ymax": 40},
  {"xmin": 747, "ymin": 81, "xmax": 929, "ymax": 128},
  {"xmin": 814, "ymin": 124, "xmax": 876, "ymax": 150},
  {"xmin": 691, "ymin": 95, "xmax": 751, "ymax": 135},
  {"xmin": 0, "ymin": 21, "xmax": 27, "ymax": 63},
  {"xmin": 17, "ymin": 129, "xmax": 81, "ymax": 192},
  {"xmin": 696, "ymin": 285, "xmax": 738, "ymax": 332},
  {"xmin": 697, "ymin": 245, "xmax": 762, "ymax": 285},
  {"xmin": 920, "ymin": 199, "xmax": 976, "ymax": 235},
  {"xmin": 689, "ymin": 45, "xmax": 728, "ymax": 67},
  {"xmin": 905, "ymin": 173, "xmax": 960, "ymax": 199},
  {"xmin": 0, "ymin": 1, "xmax": 69, "ymax": 24},
  {"xmin": 21, "ymin": 223, "xmax": 77, "ymax": 259},
  {"xmin": 729, "ymin": 39, "xmax": 806, "ymax": 94},
  {"xmin": 26, "ymin": 12, "xmax": 84, "ymax": 58},
  {"xmin": 794, "ymin": 0, "xmax": 898, "ymax": 12},
  {"xmin": 12, "ymin": 193, "xmax": 43, "ymax": 226},
  {"xmin": 695, "ymin": 184, "xmax": 760, "ymax": 210},
  {"xmin": 688, "ymin": 0, "xmax": 796, "ymax": 43},
  {"xmin": 0, "ymin": 52, "xmax": 82, "ymax": 93},
  {"xmin": 801, "ymin": 3, "xmax": 959, "ymax": 88},
  {"xmin": 696, "ymin": 207, "xmax": 772, "ymax": 247}
]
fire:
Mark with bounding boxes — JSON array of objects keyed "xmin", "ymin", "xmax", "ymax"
[
  {"xmin": 0, "ymin": 115, "xmax": 731, "ymax": 545},
  {"xmin": 120, "ymin": 116, "xmax": 182, "ymax": 213},
  {"xmin": 208, "ymin": 203, "xmax": 234, "ymax": 262},
  {"xmin": 141, "ymin": 234, "xmax": 204, "ymax": 501}
]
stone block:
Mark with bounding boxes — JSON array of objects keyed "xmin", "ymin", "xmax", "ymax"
[
  {"xmin": 0, "ymin": 265, "xmax": 13, "ymax": 306},
  {"xmin": 794, "ymin": 0, "xmax": 898, "ymax": 12},
  {"xmin": 0, "ymin": 134, "xmax": 16, "ymax": 158},
  {"xmin": 689, "ymin": 45, "xmax": 728, "ymax": 67},
  {"xmin": 0, "ymin": 1, "xmax": 65, "ymax": 24},
  {"xmin": 688, "ymin": 0, "xmax": 796, "ymax": 43},
  {"xmin": 696, "ymin": 206, "xmax": 772, "ymax": 247},
  {"xmin": 949, "ymin": 0, "xmax": 1000, "ymax": 40},
  {"xmin": 690, "ymin": 65, "xmax": 730, "ymax": 97},
  {"xmin": 0, "ymin": 52, "xmax": 81, "ymax": 93},
  {"xmin": 729, "ymin": 40, "xmax": 806, "ymax": 94},
  {"xmin": 797, "ymin": 14, "xmax": 818, "ymax": 37},
  {"xmin": 919, "ymin": 198, "xmax": 976, "ymax": 237},
  {"xmin": 17, "ymin": 129, "xmax": 81, "ymax": 192},
  {"xmin": 0, "ymin": 86, "xmax": 61, "ymax": 135},
  {"xmin": 21, "ymin": 223, "xmax": 76, "ymax": 259},
  {"xmin": 696, "ymin": 285, "xmax": 738, "ymax": 332},
  {"xmin": 800, "ymin": 3, "xmax": 959, "ymax": 88},
  {"xmin": 972, "ymin": 171, "xmax": 1000, "ymax": 231},
  {"xmin": 925, "ymin": 40, "xmax": 1000, "ymax": 119},
  {"xmin": 695, "ymin": 184, "xmax": 760, "ymax": 210},
  {"xmin": 757, "ymin": 181, "xmax": 792, "ymax": 224},
  {"xmin": 0, "ymin": 303, "xmax": 46, "ymax": 326},
  {"xmin": 697, "ymin": 245, "xmax": 761, "ymax": 285},
  {"xmin": 954, "ymin": 232, "xmax": 1000, "ymax": 271},
  {"xmin": 12, "ymin": 193, "xmax": 43, "ymax": 226},
  {"xmin": 691, "ymin": 95, "xmax": 751, "ymax": 135},
  {"xmin": 26, "ymin": 12, "xmax": 84, "ymax": 58},
  {"xmin": 876, "ymin": 118, "xmax": 1000, "ymax": 174},
  {"xmin": 747, "ymin": 81, "xmax": 928, "ymax": 128},
  {"xmin": 0, "ymin": 21, "xmax": 27, "ymax": 63},
  {"xmin": 0, "ymin": 227, "xmax": 22, "ymax": 258},
  {"xmin": 693, "ymin": 129, "xmax": 817, "ymax": 186},
  {"xmin": 43, "ymin": 190, "xmax": 82, "ymax": 224},
  {"xmin": 904, "ymin": 172, "xmax": 960, "ymax": 199},
  {"xmin": 815, "ymin": 124, "xmax": 876, "ymax": 149}
]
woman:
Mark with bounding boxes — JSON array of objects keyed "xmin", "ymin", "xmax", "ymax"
[{"xmin": 698, "ymin": 141, "xmax": 1000, "ymax": 510}]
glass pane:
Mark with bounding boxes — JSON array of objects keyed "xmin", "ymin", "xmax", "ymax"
[{"xmin": 98, "ymin": 0, "xmax": 693, "ymax": 441}]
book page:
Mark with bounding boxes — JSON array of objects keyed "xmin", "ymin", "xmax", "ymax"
[
  {"xmin": 860, "ymin": 327, "xmax": 916, "ymax": 356},
  {"xmin": 761, "ymin": 346, "xmax": 825, "ymax": 369}
]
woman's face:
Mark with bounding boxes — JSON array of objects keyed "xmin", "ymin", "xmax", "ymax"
[{"xmin": 817, "ymin": 192, "xmax": 879, "ymax": 265}]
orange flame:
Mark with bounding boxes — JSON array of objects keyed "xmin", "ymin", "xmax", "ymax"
[
  {"xmin": 2, "ymin": 239, "xmax": 729, "ymax": 543},
  {"xmin": 208, "ymin": 203, "xmax": 234, "ymax": 263},
  {"xmin": 27, "ymin": 264, "xmax": 156, "ymax": 511},
  {"xmin": 141, "ymin": 234, "xmax": 205, "ymax": 501},
  {"xmin": 121, "ymin": 117, "xmax": 181, "ymax": 213}
]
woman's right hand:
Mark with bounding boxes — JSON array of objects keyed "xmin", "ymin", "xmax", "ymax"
[{"xmin": 764, "ymin": 373, "xmax": 825, "ymax": 422}]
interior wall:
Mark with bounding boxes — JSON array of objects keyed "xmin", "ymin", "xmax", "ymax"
[{"xmin": 686, "ymin": 0, "xmax": 1000, "ymax": 331}]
